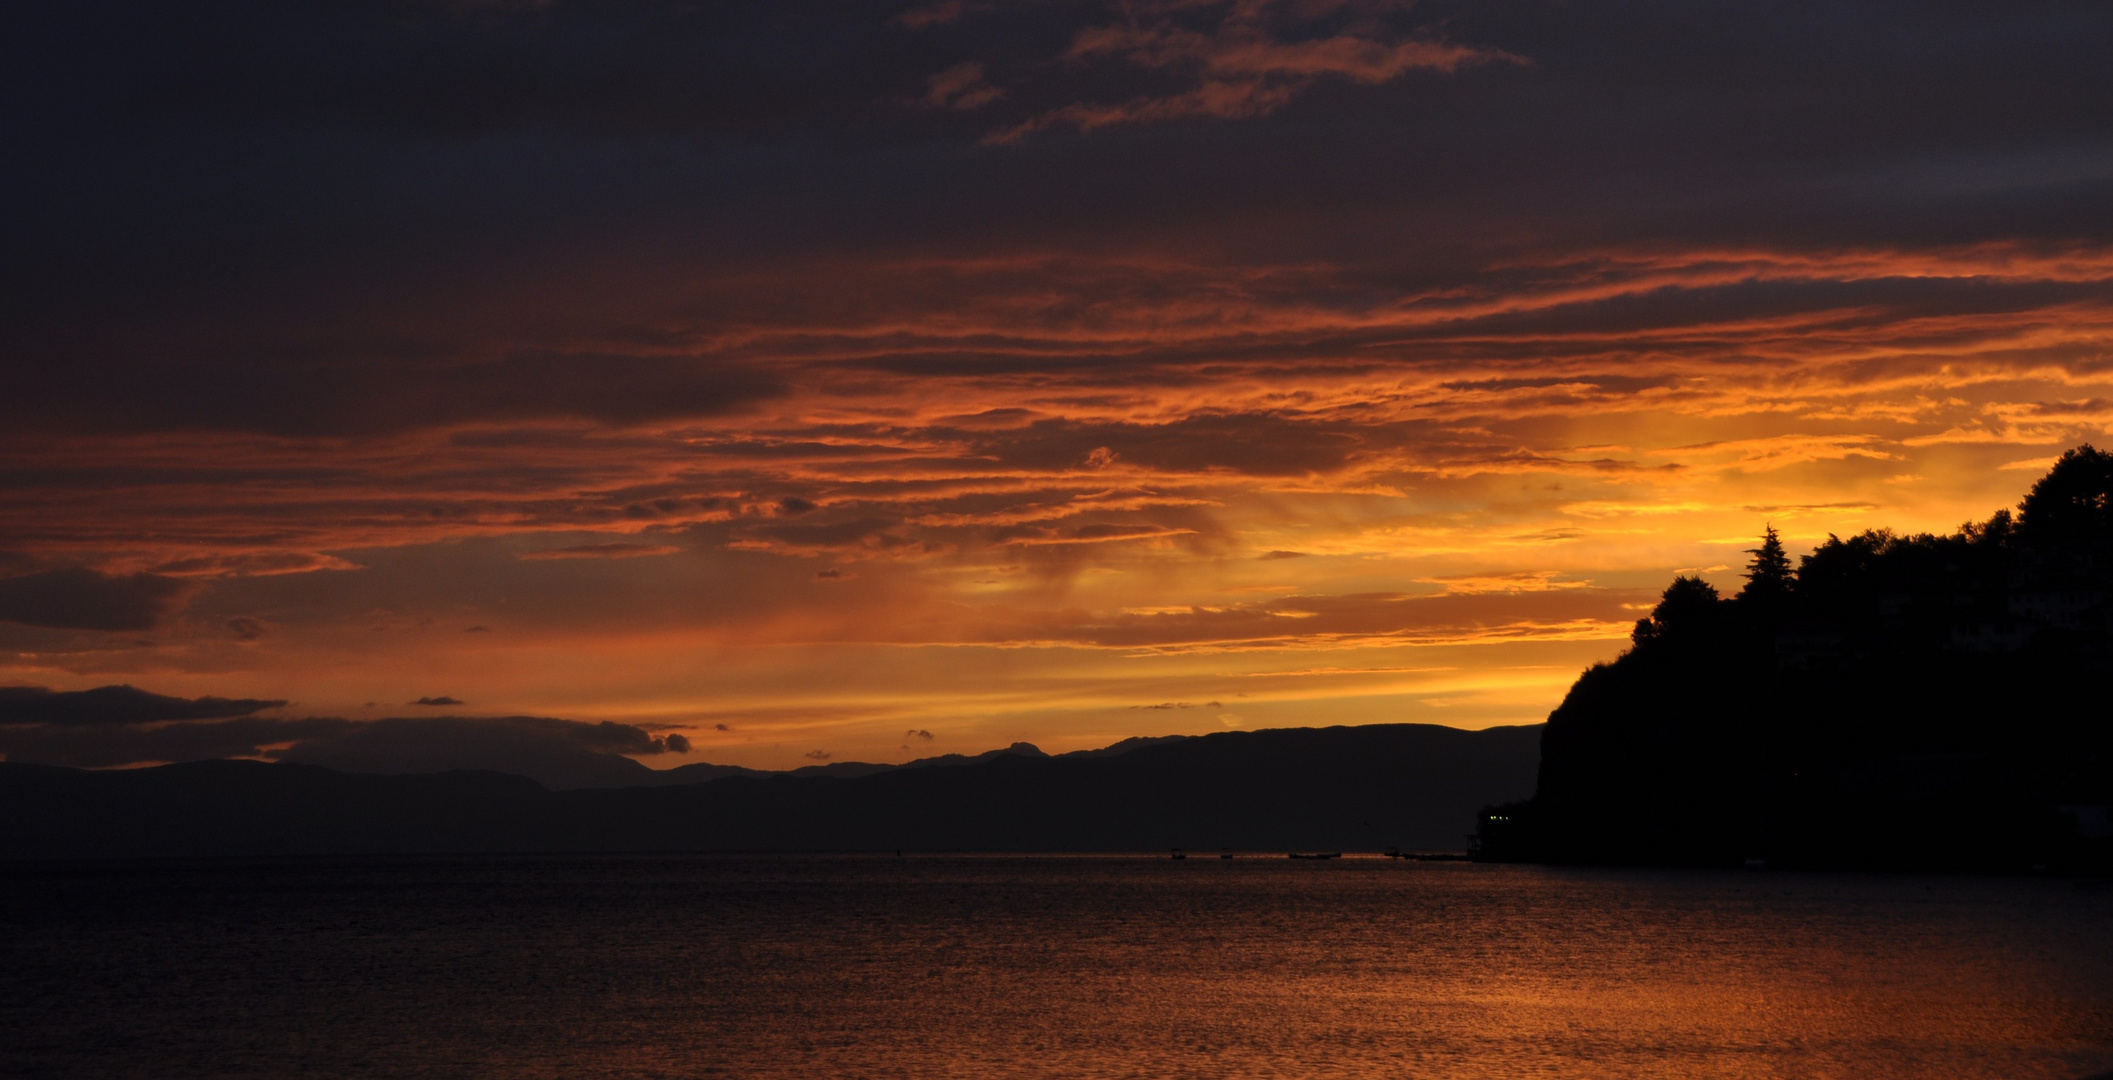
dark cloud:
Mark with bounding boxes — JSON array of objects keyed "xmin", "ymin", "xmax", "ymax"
[
  {"xmin": 3, "ymin": 349, "xmax": 787, "ymax": 438},
  {"xmin": 412, "ymin": 696, "xmax": 465, "ymax": 706},
  {"xmin": 225, "ymin": 616, "xmax": 267, "ymax": 640},
  {"xmin": 10, "ymin": 0, "xmax": 2107, "ymax": 325},
  {"xmin": 907, "ymin": 728, "xmax": 934, "ymax": 740},
  {"xmin": 981, "ymin": 0, "xmax": 1520, "ymax": 144},
  {"xmin": 0, "ymin": 684, "xmax": 287, "ymax": 727},
  {"xmin": 0, "ymin": 568, "xmax": 190, "ymax": 631},
  {"xmin": 6, "ymin": 0, "xmax": 1501, "ymax": 158},
  {"xmin": 0, "ymin": 716, "xmax": 355, "ymax": 769},
  {"xmin": 28, "ymin": 1, "xmax": 921, "ymax": 142},
  {"xmin": 1379, "ymin": 277, "xmax": 2113, "ymax": 350},
  {"xmin": 0, "ymin": 714, "xmax": 697, "ymax": 781},
  {"xmin": 5, "ymin": 0, "xmax": 2109, "ymax": 448},
  {"xmin": 271, "ymin": 716, "xmax": 691, "ymax": 789},
  {"xmin": 0, "ymin": 707, "xmax": 704, "ymax": 786}
]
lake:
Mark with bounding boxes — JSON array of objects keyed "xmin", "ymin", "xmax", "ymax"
[{"xmin": 3, "ymin": 856, "xmax": 2110, "ymax": 1078}]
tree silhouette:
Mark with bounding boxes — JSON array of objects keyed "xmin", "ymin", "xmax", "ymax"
[
  {"xmin": 2018, "ymin": 445, "xmax": 2113, "ymax": 583},
  {"xmin": 1647, "ymin": 574, "xmax": 1721, "ymax": 639},
  {"xmin": 2020, "ymin": 445, "xmax": 2113, "ymax": 539},
  {"xmin": 1961, "ymin": 508, "xmax": 2015, "ymax": 549},
  {"xmin": 1481, "ymin": 446, "xmax": 2113, "ymax": 872},
  {"xmin": 1740, "ymin": 525, "xmax": 1793, "ymax": 603}
]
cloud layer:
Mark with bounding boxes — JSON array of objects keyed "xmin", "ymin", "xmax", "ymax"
[
  {"xmin": 0, "ymin": 685, "xmax": 693, "ymax": 788},
  {"xmin": 3, "ymin": 0, "xmax": 2111, "ymax": 765},
  {"xmin": 0, "ymin": 684, "xmax": 286, "ymax": 726}
]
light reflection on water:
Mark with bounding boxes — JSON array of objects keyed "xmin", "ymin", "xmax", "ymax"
[{"xmin": 2, "ymin": 856, "xmax": 2110, "ymax": 1078}]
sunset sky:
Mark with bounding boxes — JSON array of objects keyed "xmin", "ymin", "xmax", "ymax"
[{"xmin": 4, "ymin": 0, "xmax": 2111, "ymax": 772}]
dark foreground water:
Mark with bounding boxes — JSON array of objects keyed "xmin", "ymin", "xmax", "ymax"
[{"xmin": 2, "ymin": 857, "xmax": 2111, "ymax": 1079}]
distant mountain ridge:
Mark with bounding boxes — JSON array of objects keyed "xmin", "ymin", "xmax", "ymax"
[
  {"xmin": 271, "ymin": 726, "xmax": 1170, "ymax": 791},
  {"xmin": 653, "ymin": 739, "xmax": 1063, "ymax": 784},
  {"xmin": 0, "ymin": 723, "xmax": 1539, "ymax": 858},
  {"xmin": 648, "ymin": 735, "xmax": 1196, "ymax": 785}
]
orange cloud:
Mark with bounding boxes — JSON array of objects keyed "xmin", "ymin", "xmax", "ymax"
[
  {"xmin": 519, "ymin": 543, "xmax": 683, "ymax": 561},
  {"xmin": 923, "ymin": 61, "xmax": 1004, "ymax": 110},
  {"xmin": 8, "ymin": 238, "xmax": 2111, "ymax": 761},
  {"xmin": 984, "ymin": 0, "xmax": 1519, "ymax": 143}
]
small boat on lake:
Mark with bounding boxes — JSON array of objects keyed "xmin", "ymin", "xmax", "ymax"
[
  {"xmin": 1171, "ymin": 848, "xmax": 1186, "ymax": 860},
  {"xmin": 1287, "ymin": 852, "xmax": 1341, "ymax": 860}
]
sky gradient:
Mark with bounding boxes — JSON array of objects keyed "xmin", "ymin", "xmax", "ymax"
[{"xmin": 4, "ymin": 0, "xmax": 2112, "ymax": 771}]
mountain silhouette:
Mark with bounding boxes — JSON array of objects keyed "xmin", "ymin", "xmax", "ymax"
[{"xmin": 0, "ymin": 723, "xmax": 1538, "ymax": 857}]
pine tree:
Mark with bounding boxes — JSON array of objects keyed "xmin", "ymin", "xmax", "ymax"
[{"xmin": 1740, "ymin": 525, "xmax": 1793, "ymax": 601}]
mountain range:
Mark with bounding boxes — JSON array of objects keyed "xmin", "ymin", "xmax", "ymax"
[{"xmin": 0, "ymin": 722, "xmax": 1540, "ymax": 858}]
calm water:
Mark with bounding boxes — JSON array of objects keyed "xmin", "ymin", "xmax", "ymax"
[{"xmin": 2, "ymin": 856, "xmax": 2110, "ymax": 1079}]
